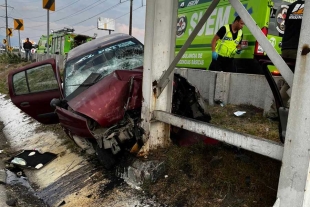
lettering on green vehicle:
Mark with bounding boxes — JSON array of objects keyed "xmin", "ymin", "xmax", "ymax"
[
  {"xmin": 188, "ymin": 6, "xmax": 231, "ymax": 36},
  {"xmin": 179, "ymin": 0, "xmax": 213, "ymax": 8},
  {"xmin": 182, "ymin": 53, "xmax": 203, "ymax": 58},
  {"xmin": 179, "ymin": 52, "xmax": 205, "ymax": 66}
]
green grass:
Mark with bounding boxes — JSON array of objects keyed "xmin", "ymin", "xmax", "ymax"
[
  {"xmin": 0, "ymin": 53, "xmax": 29, "ymax": 95},
  {"xmin": 208, "ymin": 104, "xmax": 280, "ymax": 142}
]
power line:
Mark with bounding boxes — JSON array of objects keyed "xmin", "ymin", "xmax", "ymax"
[
  {"xmin": 51, "ymin": 0, "xmax": 128, "ymax": 31},
  {"xmin": 26, "ymin": 0, "xmax": 105, "ymax": 28},
  {"xmin": 10, "ymin": 0, "xmax": 40, "ymax": 3},
  {"xmin": 72, "ymin": 2, "xmax": 125, "ymax": 26},
  {"xmin": 79, "ymin": 5, "xmax": 144, "ymax": 34},
  {"xmin": 53, "ymin": 0, "xmax": 105, "ymax": 23},
  {"xmin": 12, "ymin": 0, "xmax": 82, "ymax": 20},
  {"xmin": 7, "ymin": 0, "xmax": 145, "ymax": 42}
]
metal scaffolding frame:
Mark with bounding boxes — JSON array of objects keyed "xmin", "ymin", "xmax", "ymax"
[{"xmin": 141, "ymin": 0, "xmax": 310, "ymax": 206}]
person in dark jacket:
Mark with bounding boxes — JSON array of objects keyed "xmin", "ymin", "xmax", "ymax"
[
  {"xmin": 268, "ymin": 0, "xmax": 304, "ymax": 118},
  {"xmin": 281, "ymin": 0, "xmax": 304, "ymax": 59},
  {"xmin": 281, "ymin": 0, "xmax": 304, "ymax": 106},
  {"xmin": 23, "ymin": 38, "xmax": 33, "ymax": 61}
]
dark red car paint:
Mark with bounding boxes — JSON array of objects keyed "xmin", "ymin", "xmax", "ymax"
[
  {"xmin": 8, "ymin": 34, "xmax": 144, "ymax": 139},
  {"xmin": 68, "ymin": 69, "xmax": 142, "ymax": 128},
  {"xmin": 8, "ymin": 59, "xmax": 60, "ymax": 125}
]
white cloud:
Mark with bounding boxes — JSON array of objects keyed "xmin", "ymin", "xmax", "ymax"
[{"xmin": 116, "ymin": 23, "xmax": 145, "ymax": 43}]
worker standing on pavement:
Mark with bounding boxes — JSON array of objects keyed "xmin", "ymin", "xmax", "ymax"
[
  {"xmin": 209, "ymin": 16, "xmax": 244, "ymax": 72},
  {"xmin": 23, "ymin": 38, "xmax": 33, "ymax": 62}
]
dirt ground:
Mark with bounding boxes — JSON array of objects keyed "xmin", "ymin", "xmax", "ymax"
[
  {"xmin": 141, "ymin": 104, "xmax": 281, "ymax": 207},
  {"xmin": 0, "ymin": 121, "xmax": 48, "ymax": 207},
  {"xmin": 0, "ymin": 120, "xmax": 160, "ymax": 207}
]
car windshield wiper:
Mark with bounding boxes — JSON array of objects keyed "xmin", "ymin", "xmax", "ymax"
[
  {"xmin": 68, "ymin": 73, "xmax": 102, "ymax": 87},
  {"xmin": 65, "ymin": 73, "xmax": 102, "ymax": 101},
  {"xmin": 82, "ymin": 73, "xmax": 102, "ymax": 85},
  {"xmin": 79, "ymin": 82, "xmax": 98, "ymax": 87}
]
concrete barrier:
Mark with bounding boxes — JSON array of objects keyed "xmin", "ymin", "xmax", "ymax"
[
  {"xmin": 176, "ymin": 68, "xmax": 283, "ymax": 113},
  {"xmin": 31, "ymin": 53, "xmax": 66, "ymax": 69}
]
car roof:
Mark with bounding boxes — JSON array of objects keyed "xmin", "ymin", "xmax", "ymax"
[{"xmin": 66, "ymin": 33, "xmax": 133, "ymax": 62}]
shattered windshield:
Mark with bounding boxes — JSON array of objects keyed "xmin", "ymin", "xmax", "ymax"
[{"xmin": 64, "ymin": 39, "xmax": 144, "ymax": 97}]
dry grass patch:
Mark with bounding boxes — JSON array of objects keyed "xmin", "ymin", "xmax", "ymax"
[
  {"xmin": 208, "ymin": 104, "xmax": 280, "ymax": 142},
  {"xmin": 143, "ymin": 104, "xmax": 281, "ymax": 207},
  {"xmin": 0, "ymin": 62, "xmax": 29, "ymax": 95}
]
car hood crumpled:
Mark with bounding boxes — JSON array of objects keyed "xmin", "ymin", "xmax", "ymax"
[{"xmin": 67, "ymin": 70, "xmax": 143, "ymax": 127}]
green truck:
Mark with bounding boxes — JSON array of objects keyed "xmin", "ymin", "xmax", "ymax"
[
  {"xmin": 37, "ymin": 28, "xmax": 94, "ymax": 55},
  {"xmin": 37, "ymin": 35, "xmax": 50, "ymax": 54},
  {"xmin": 176, "ymin": 0, "xmax": 297, "ymax": 74}
]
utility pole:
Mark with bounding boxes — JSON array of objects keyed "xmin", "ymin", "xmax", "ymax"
[
  {"xmin": 47, "ymin": 9, "xmax": 49, "ymax": 57},
  {"xmin": 5, "ymin": 0, "xmax": 8, "ymax": 51},
  {"xmin": 129, "ymin": 0, "xmax": 133, "ymax": 35}
]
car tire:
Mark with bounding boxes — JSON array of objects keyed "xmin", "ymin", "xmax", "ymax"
[{"xmin": 94, "ymin": 144, "xmax": 116, "ymax": 170}]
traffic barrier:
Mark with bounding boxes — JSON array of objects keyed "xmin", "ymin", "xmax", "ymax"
[{"xmin": 175, "ymin": 68, "xmax": 283, "ymax": 114}]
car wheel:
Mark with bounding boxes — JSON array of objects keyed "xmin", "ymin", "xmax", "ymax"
[{"xmin": 94, "ymin": 144, "xmax": 116, "ymax": 170}]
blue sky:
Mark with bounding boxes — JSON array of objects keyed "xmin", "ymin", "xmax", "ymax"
[{"xmin": 0, "ymin": 0, "xmax": 146, "ymax": 46}]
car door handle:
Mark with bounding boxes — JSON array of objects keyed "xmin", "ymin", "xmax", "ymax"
[{"xmin": 20, "ymin": 102, "xmax": 30, "ymax": 107}]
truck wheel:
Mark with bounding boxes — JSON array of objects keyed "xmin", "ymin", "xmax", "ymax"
[{"xmin": 94, "ymin": 144, "xmax": 116, "ymax": 170}]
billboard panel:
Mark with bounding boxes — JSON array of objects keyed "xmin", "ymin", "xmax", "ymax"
[{"xmin": 97, "ymin": 17, "xmax": 115, "ymax": 31}]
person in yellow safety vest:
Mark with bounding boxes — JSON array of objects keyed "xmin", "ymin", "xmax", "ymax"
[{"xmin": 209, "ymin": 16, "xmax": 245, "ymax": 72}]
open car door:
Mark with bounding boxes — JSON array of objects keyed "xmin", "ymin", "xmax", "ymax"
[{"xmin": 8, "ymin": 59, "xmax": 62, "ymax": 124}]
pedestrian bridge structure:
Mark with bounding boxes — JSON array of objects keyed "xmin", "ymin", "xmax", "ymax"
[{"xmin": 140, "ymin": 1, "xmax": 310, "ymax": 207}]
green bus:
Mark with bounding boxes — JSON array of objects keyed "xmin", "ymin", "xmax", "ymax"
[{"xmin": 176, "ymin": 0, "xmax": 297, "ymax": 74}]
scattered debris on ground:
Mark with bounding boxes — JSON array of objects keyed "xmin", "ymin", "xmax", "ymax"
[{"xmin": 7, "ymin": 150, "xmax": 57, "ymax": 170}]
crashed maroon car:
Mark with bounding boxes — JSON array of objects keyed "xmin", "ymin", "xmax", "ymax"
[{"xmin": 8, "ymin": 33, "xmax": 210, "ymax": 169}]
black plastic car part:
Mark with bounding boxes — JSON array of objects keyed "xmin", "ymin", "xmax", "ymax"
[{"xmin": 259, "ymin": 58, "xmax": 295, "ymax": 143}]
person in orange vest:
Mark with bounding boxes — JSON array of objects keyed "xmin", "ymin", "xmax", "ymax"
[{"xmin": 23, "ymin": 38, "xmax": 33, "ymax": 62}]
